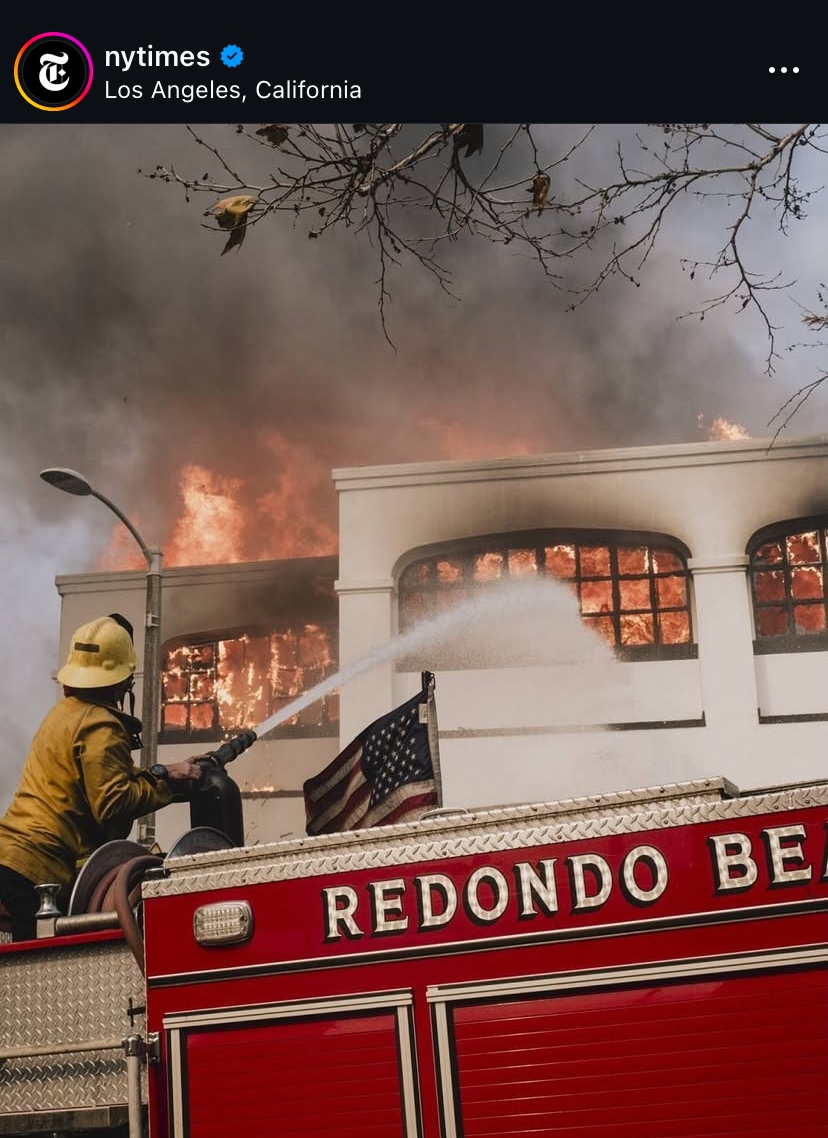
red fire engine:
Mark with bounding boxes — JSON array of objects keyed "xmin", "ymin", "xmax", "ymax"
[{"xmin": 2, "ymin": 759, "xmax": 827, "ymax": 1136}]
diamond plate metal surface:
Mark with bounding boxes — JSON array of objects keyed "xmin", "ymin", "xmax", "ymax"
[
  {"xmin": 0, "ymin": 940, "xmax": 145, "ymax": 1118},
  {"xmin": 143, "ymin": 778, "xmax": 828, "ymax": 897}
]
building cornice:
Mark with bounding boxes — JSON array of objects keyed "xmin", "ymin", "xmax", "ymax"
[
  {"xmin": 333, "ymin": 436, "xmax": 828, "ymax": 491},
  {"xmin": 56, "ymin": 556, "xmax": 337, "ymax": 594}
]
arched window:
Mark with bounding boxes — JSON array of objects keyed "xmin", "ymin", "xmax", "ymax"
[
  {"xmin": 398, "ymin": 530, "xmax": 693, "ymax": 661},
  {"xmin": 160, "ymin": 622, "xmax": 339, "ymax": 741},
  {"xmin": 749, "ymin": 518, "xmax": 828, "ymax": 649}
]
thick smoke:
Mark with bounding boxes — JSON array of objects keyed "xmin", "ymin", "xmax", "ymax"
[{"xmin": 1, "ymin": 123, "xmax": 826, "ymax": 798}]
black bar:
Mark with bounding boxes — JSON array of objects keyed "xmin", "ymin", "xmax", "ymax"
[{"xmin": 2, "ymin": 19, "xmax": 822, "ymax": 123}]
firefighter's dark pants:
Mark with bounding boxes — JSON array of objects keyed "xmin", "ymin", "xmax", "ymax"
[{"xmin": 0, "ymin": 865, "xmax": 39, "ymax": 941}]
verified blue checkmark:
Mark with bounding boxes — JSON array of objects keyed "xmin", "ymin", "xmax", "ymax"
[{"xmin": 220, "ymin": 44, "xmax": 243, "ymax": 67}]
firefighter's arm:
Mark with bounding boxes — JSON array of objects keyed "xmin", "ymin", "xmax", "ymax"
[
  {"xmin": 161, "ymin": 758, "xmax": 206, "ymax": 784},
  {"xmin": 76, "ymin": 713, "xmax": 176, "ymax": 824},
  {"xmin": 146, "ymin": 758, "xmax": 206, "ymax": 803}
]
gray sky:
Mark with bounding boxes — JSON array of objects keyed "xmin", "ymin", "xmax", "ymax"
[{"xmin": 2, "ymin": 123, "xmax": 827, "ymax": 803}]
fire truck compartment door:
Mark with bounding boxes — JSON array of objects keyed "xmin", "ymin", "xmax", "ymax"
[
  {"xmin": 165, "ymin": 990, "xmax": 419, "ymax": 1138},
  {"xmin": 430, "ymin": 948, "xmax": 828, "ymax": 1137}
]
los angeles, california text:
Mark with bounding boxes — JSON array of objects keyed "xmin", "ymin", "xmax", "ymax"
[{"xmin": 105, "ymin": 80, "xmax": 363, "ymax": 103}]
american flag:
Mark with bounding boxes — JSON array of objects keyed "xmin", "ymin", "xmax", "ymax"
[{"xmin": 303, "ymin": 677, "xmax": 441, "ymax": 836}]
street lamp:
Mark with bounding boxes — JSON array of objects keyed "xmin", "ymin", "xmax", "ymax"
[{"xmin": 40, "ymin": 467, "xmax": 163, "ymax": 848}]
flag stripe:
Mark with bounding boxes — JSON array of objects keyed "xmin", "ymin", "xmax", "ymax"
[
  {"xmin": 312, "ymin": 779, "xmax": 372, "ymax": 836},
  {"xmin": 307, "ymin": 767, "xmax": 367, "ymax": 834},
  {"xmin": 305, "ymin": 745, "xmax": 365, "ymax": 819},
  {"xmin": 303, "ymin": 733, "xmax": 364, "ymax": 799},
  {"xmin": 303, "ymin": 686, "xmax": 441, "ymax": 837},
  {"xmin": 362, "ymin": 785, "xmax": 438, "ymax": 829},
  {"xmin": 330, "ymin": 783, "xmax": 373, "ymax": 833}
]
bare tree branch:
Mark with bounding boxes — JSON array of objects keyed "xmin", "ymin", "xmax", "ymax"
[{"xmin": 145, "ymin": 123, "xmax": 828, "ymax": 427}]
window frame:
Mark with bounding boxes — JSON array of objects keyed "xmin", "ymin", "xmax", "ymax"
[
  {"xmin": 748, "ymin": 515, "xmax": 828, "ymax": 655},
  {"xmin": 396, "ymin": 529, "xmax": 696, "ymax": 665},
  {"xmin": 159, "ymin": 621, "xmax": 340, "ymax": 743}
]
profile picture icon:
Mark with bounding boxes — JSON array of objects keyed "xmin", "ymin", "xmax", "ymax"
[{"xmin": 15, "ymin": 33, "xmax": 93, "ymax": 112}]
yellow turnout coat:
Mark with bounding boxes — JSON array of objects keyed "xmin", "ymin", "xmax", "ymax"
[{"xmin": 0, "ymin": 696, "xmax": 174, "ymax": 899}]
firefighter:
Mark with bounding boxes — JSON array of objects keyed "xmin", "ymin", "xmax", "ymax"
[{"xmin": 0, "ymin": 614, "xmax": 204, "ymax": 941}]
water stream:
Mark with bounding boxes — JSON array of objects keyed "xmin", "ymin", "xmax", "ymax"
[{"xmin": 254, "ymin": 577, "xmax": 616, "ymax": 738}]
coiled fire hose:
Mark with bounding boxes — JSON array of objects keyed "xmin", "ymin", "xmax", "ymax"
[
  {"xmin": 84, "ymin": 855, "xmax": 163, "ymax": 973},
  {"xmin": 74, "ymin": 732, "xmax": 257, "ymax": 971}
]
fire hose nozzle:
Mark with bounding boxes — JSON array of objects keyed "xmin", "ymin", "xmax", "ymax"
[
  {"xmin": 201, "ymin": 730, "xmax": 258, "ymax": 769},
  {"xmin": 189, "ymin": 733, "xmax": 254, "ymax": 846}
]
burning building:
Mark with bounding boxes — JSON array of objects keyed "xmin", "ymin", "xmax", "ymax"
[
  {"xmin": 55, "ymin": 557, "xmax": 339, "ymax": 846},
  {"xmin": 54, "ymin": 435, "xmax": 828, "ymax": 847}
]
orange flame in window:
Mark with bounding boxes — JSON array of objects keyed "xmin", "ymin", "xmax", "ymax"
[{"xmin": 161, "ymin": 626, "xmax": 338, "ymax": 738}]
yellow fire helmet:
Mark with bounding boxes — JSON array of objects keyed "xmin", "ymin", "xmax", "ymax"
[{"xmin": 56, "ymin": 616, "xmax": 138, "ymax": 689}]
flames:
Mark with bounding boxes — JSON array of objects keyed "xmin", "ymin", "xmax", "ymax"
[
  {"xmin": 698, "ymin": 414, "xmax": 751, "ymax": 442},
  {"xmin": 167, "ymin": 452, "xmax": 337, "ymax": 567},
  {"xmin": 162, "ymin": 626, "xmax": 338, "ymax": 736},
  {"xmin": 401, "ymin": 540, "xmax": 691, "ymax": 650},
  {"xmin": 753, "ymin": 529, "xmax": 826, "ymax": 635},
  {"xmin": 95, "ymin": 433, "xmax": 341, "ymax": 739},
  {"xmin": 167, "ymin": 466, "xmax": 247, "ymax": 565},
  {"xmin": 95, "ymin": 414, "xmax": 753, "ymax": 575},
  {"xmin": 96, "ymin": 433, "xmax": 337, "ymax": 572}
]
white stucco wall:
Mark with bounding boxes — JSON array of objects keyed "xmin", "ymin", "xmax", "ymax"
[{"xmin": 334, "ymin": 436, "xmax": 828, "ymax": 803}]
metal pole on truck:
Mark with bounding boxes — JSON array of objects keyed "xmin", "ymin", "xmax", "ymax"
[{"xmin": 40, "ymin": 467, "xmax": 162, "ymax": 848}]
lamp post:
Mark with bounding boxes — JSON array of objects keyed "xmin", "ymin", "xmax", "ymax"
[{"xmin": 40, "ymin": 467, "xmax": 162, "ymax": 848}]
